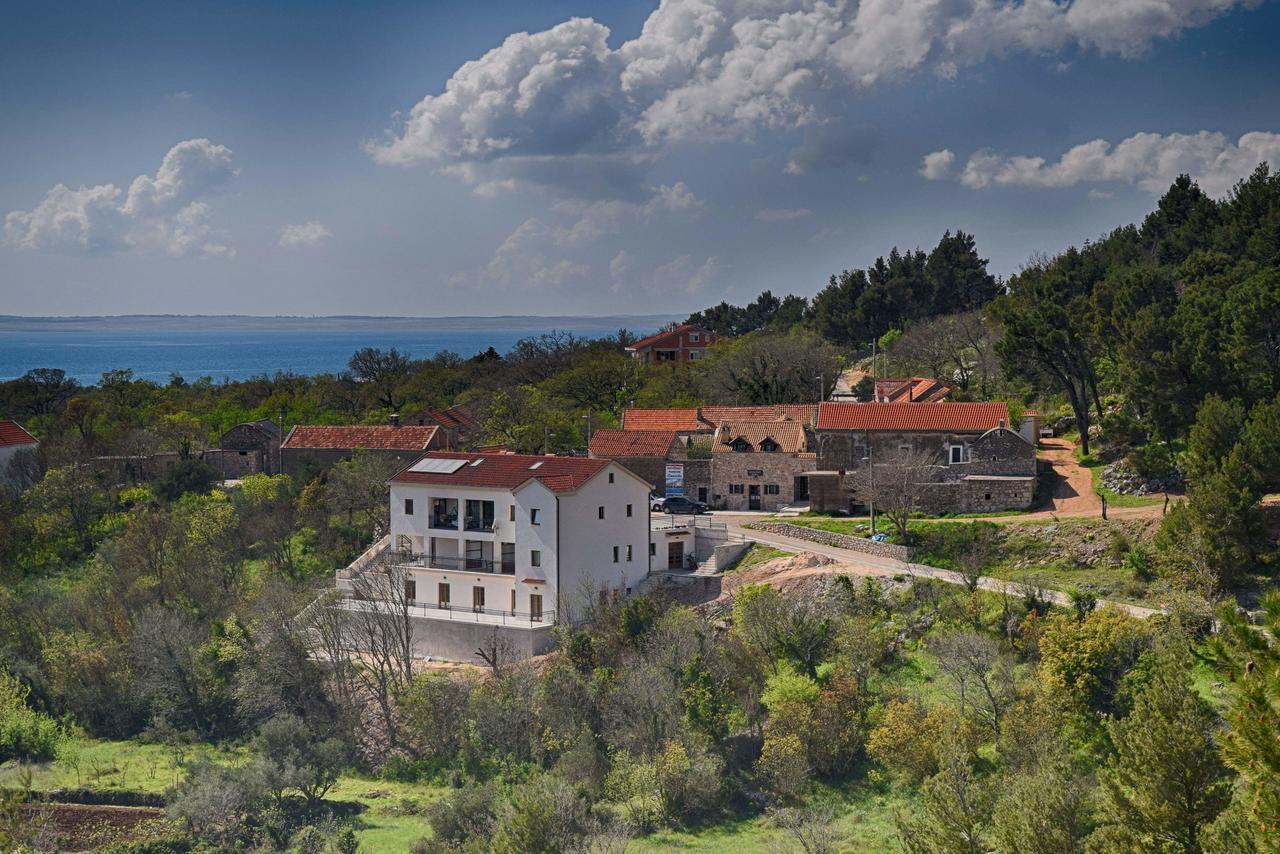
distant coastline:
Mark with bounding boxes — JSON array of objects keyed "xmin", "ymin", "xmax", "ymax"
[
  {"xmin": 0, "ymin": 314, "xmax": 680, "ymax": 333},
  {"xmin": 0, "ymin": 314, "xmax": 681, "ymax": 383}
]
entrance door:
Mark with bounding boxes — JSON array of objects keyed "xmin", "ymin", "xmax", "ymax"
[
  {"xmin": 748, "ymin": 485, "xmax": 761, "ymax": 510},
  {"xmin": 529, "ymin": 593, "xmax": 543, "ymax": 621},
  {"xmin": 793, "ymin": 476, "xmax": 809, "ymax": 501},
  {"xmin": 697, "ymin": 486, "xmax": 708, "ymax": 503},
  {"xmin": 668, "ymin": 540, "xmax": 684, "ymax": 569}
]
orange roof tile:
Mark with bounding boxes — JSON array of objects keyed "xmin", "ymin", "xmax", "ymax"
[
  {"xmin": 590, "ymin": 429, "xmax": 678, "ymax": 458},
  {"xmin": 817, "ymin": 402, "xmax": 1010, "ymax": 432},
  {"xmin": 282, "ymin": 425, "xmax": 440, "ymax": 451},
  {"xmin": 713, "ymin": 421, "xmax": 808, "ymax": 453},
  {"xmin": 622, "ymin": 405, "xmax": 817, "ymax": 432}
]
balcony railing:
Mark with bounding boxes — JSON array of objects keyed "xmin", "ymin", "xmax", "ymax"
[
  {"xmin": 430, "ymin": 515, "xmax": 458, "ymax": 530},
  {"xmin": 390, "ymin": 550, "xmax": 514, "ymax": 575},
  {"xmin": 338, "ymin": 594, "xmax": 553, "ymax": 626},
  {"xmin": 463, "ymin": 518, "xmax": 497, "ymax": 532}
]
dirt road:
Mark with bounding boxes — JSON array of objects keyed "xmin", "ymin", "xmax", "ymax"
[{"xmin": 727, "ymin": 520, "xmax": 1162, "ymax": 619}]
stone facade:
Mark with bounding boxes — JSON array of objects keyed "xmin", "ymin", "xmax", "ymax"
[
  {"xmin": 214, "ymin": 421, "xmax": 280, "ymax": 476},
  {"xmin": 811, "ymin": 426, "xmax": 1036, "ymax": 514},
  {"xmin": 711, "ymin": 450, "xmax": 816, "ymax": 511}
]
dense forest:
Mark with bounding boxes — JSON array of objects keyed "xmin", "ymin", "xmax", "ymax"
[{"xmin": 1, "ymin": 165, "xmax": 1278, "ymax": 852}]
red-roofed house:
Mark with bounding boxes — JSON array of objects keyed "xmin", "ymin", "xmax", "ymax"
[
  {"xmin": 411, "ymin": 404, "xmax": 482, "ymax": 447},
  {"xmin": 811, "ymin": 402, "xmax": 1037, "ymax": 513},
  {"xmin": 0, "ymin": 419, "xmax": 39, "ymax": 485},
  {"xmin": 334, "ymin": 450, "xmax": 653, "ymax": 661},
  {"xmin": 626, "ymin": 323, "xmax": 718, "ymax": 365},
  {"xmin": 280, "ymin": 421, "xmax": 448, "ymax": 478}
]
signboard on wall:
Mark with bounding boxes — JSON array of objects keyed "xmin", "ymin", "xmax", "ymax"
[{"xmin": 664, "ymin": 463, "xmax": 685, "ymax": 497}]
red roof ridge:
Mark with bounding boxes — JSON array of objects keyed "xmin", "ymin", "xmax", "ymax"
[
  {"xmin": 282, "ymin": 424, "xmax": 440, "ymax": 451},
  {"xmin": 0, "ymin": 420, "xmax": 38, "ymax": 448}
]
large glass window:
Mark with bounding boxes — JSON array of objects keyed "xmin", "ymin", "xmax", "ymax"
[
  {"xmin": 465, "ymin": 499, "xmax": 495, "ymax": 531},
  {"xmin": 501, "ymin": 542, "xmax": 516, "ymax": 574},
  {"xmin": 431, "ymin": 498, "xmax": 458, "ymax": 529}
]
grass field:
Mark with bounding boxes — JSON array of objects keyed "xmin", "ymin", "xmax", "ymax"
[
  {"xmin": 1073, "ymin": 448, "xmax": 1166, "ymax": 509},
  {"xmin": 0, "ymin": 737, "xmax": 444, "ymax": 851}
]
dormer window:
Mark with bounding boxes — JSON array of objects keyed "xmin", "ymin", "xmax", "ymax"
[
  {"xmin": 690, "ymin": 331, "xmax": 700, "ymax": 342},
  {"xmin": 760, "ymin": 438, "xmax": 778, "ymax": 453},
  {"xmin": 732, "ymin": 438, "xmax": 751, "ymax": 453}
]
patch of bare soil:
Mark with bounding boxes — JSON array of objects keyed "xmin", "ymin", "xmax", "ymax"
[{"xmin": 21, "ymin": 802, "xmax": 174, "ymax": 852}]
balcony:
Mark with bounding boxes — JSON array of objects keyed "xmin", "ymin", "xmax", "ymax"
[
  {"xmin": 430, "ymin": 498, "xmax": 459, "ymax": 530},
  {"xmin": 339, "ymin": 595, "xmax": 554, "ymax": 627},
  {"xmin": 463, "ymin": 499, "xmax": 496, "ymax": 533},
  {"xmin": 392, "ymin": 551, "xmax": 514, "ymax": 575}
]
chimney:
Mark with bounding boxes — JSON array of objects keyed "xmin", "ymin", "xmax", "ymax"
[
  {"xmin": 998, "ymin": 418, "xmax": 1007, "ymax": 429},
  {"xmin": 389, "ymin": 413, "xmax": 401, "ymax": 429}
]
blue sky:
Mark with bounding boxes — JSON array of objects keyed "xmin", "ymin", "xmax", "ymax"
[{"xmin": 3, "ymin": 0, "xmax": 1278, "ymax": 317}]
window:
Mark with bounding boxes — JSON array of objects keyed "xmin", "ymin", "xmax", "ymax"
[
  {"xmin": 729, "ymin": 483, "xmax": 745, "ymax": 494},
  {"xmin": 465, "ymin": 499, "xmax": 495, "ymax": 531},
  {"xmin": 530, "ymin": 593, "xmax": 543, "ymax": 621},
  {"xmin": 472, "ymin": 586, "xmax": 485, "ymax": 613},
  {"xmin": 403, "ymin": 498, "xmax": 414, "ymax": 515},
  {"xmin": 509, "ymin": 505, "xmax": 516, "ymax": 522},
  {"xmin": 764, "ymin": 484, "xmax": 780, "ymax": 495},
  {"xmin": 501, "ymin": 542, "xmax": 515, "ymax": 574},
  {"xmin": 404, "ymin": 577, "xmax": 416, "ymax": 603},
  {"xmin": 760, "ymin": 439, "xmax": 778, "ymax": 453},
  {"xmin": 949, "ymin": 445, "xmax": 966, "ymax": 464},
  {"xmin": 650, "ymin": 543, "xmax": 657, "ymax": 556},
  {"xmin": 437, "ymin": 583, "xmax": 450, "ymax": 609},
  {"xmin": 732, "ymin": 439, "xmax": 751, "ymax": 453},
  {"xmin": 530, "ymin": 508, "xmax": 541, "ymax": 525},
  {"xmin": 899, "ymin": 444, "xmax": 911, "ymax": 453},
  {"xmin": 690, "ymin": 331, "xmax": 700, "ymax": 342},
  {"xmin": 626, "ymin": 545, "xmax": 633, "ymax": 561},
  {"xmin": 608, "ymin": 472, "xmax": 615, "ymax": 483},
  {"xmin": 689, "ymin": 350, "xmax": 701, "ymax": 360},
  {"xmin": 612, "ymin": 546, "xmax": 620, "ymax": 563},
  {"xmin": 598, "ymin": 506, "xmax": 605, "ymax": 519},
  {"xmin": 626, "ymin": 503, "xmax": 633, "ymax": 517},
  {"xmin": 531, "ymin": 550, "xmax": 541, "ymax": 567}
]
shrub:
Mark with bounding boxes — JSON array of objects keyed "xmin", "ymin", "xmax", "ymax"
[
  {"xmin": 755, "ymin": 733, "xmax": 809, "ymax": 804},
  {"xmin": 0, "ymin": 671, "xmax": 63, "ymax": 762},
  {"xmin": 866, "ymin": 699, "xmax": 955, "ymax": 784}
]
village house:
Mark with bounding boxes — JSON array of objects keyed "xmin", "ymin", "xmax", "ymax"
[
  {"xmin": 204, "ymin": 418, "xmax": 282, "ymax": 478},
  {"xmin": 625, "ymin": 323, "xmax": 719, "ymax": 365},
  {"xmin": 280, "ymin": 420, "xmax": 448, "ymax": 479},
  {"xmin": 0, "ymin": 419, "xmax": 39, "ymax": 486},
  {"xmin": 410, "ymin": 404, "xmax": 481, "ymax": 448},
  {"xmin": 809, "ymin": 401, "xmax": 1038, "ymax": 514},
  {"xmin": 711, "ymin": 420, "xmax": 815, "ymax": 511},
  {"xmin": 336, "ymin": 450, "xmax": 652, "ymax": 660}
]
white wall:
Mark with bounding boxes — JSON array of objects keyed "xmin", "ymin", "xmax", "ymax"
[{"xmin": 555, "ymin": 463, "xmax": 651, "ymax": 617}]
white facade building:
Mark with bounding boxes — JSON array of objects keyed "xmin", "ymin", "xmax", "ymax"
[
  {"xmin": 0, "ymin": 420, "xmax": 39, "ymax": 485},
  {"xmin": 339, "ymin": 451, "xmax": 653, "ymax": 660}
]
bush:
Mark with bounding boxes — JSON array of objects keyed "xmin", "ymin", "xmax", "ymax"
[
  {"xmin": 155, "ymin": 458, "xmax": 221, "ymax": 502},
  {"xmin": 0, "ymin": 671, "xmax": 63, "ymax": 762}
]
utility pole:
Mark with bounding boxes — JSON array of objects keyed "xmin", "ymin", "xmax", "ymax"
[
  {"xmin": 582, "ymin": 410, "xmax": 593, "ymax": 452},
  {"xmin": 815, "ymin": 373, "xmax": 824, "ymax": 402},
  {"xmin": 543, "ymin": 426, "xmax": 552, "ymax": 456}
]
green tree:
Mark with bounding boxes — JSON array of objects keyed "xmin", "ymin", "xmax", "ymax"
[
  {"xmin": 347, "ymin": 346, "xmax": 412, "ymax": 410},
  {"xmin": 926, "ymin": 230, "xmax": 1000, "ymax": 312},
  {"xmin": 249, "ymin": 714, "xmax": 346, "ymax": 810},
  {"xmin": 1088, "ymin": 652, "xmax": 1232, "ymax": 853}
]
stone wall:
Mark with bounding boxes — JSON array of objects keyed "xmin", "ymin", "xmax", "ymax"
[
  {"xmin": 711, "ymin": 451, "xmax": 813, "ymax": 510},
  {"xmin": 751, "ymin": 521, "xmax": 914, "ymax": 561},
  {"xmin": 203, "ymin": 448, "xmax": 263, "ymax": 479},
  {"xmin": 967, "ymin": 428, "xmax": 1036, "ymax": 477},
  {"xmin": 405, "ymin": 615, "xmax": 555, "ymax": 662}
]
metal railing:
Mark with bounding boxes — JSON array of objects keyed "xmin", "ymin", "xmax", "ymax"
[
  {"xmin": 430, "ymin": 516, "xmax": 458, "ymax": 530},
  {"xmin": 463, "ymin": 518, "xmax": 498, "ymax": 532},
  {"xmin": 409, "ymin": 601, "xmax": 555, "ymax": 625},
  {"xmin": 390, "ymin": 550, "xmax": 515, "ymax": 575}
]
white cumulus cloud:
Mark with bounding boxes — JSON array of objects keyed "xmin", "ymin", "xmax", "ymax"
[
  {"xmin": 930, "ymin": 130, "xmax": 1280, "ymax": 196},
  {"xmin": 919, "ymin": 149, "xmax": 955, "ymax": 180},
  {"xmin": 279, "ymin": 221, "xmax": 333, "ymax": 248},
  {"xmin": 5, "ymin": 139, "xmax": 237, "ymax": 257},
  {"xmin": 368, "ymin": 0, "xmax": 1260, "ymax": 194}
]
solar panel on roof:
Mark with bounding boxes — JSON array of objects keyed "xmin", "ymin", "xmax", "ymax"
[{"xmin": 408, "ymin": 458, "xmax": 468, "ymax": 474}]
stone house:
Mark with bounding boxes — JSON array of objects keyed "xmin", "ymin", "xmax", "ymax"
[
  {"xmin": 809, "ymin": 402, "xmax": 1037, "ymax": 514},
  {"xmin": 410, "ymin": 405, "xmax": 481, "ymax": 448},
  {"xmin": 710, "ymin": 420, "xmax": 815, "ymax": 511},
  {"xmin": 205, "ymin": 418, "xmax": 282, "ymax": 478},
  {"xmin": 280, "ymin": 422, "xmax": 448, "ymax": 480},
  {"xmin": 588, "ymin": 428, "xmax": 713, "ymax": 503}
]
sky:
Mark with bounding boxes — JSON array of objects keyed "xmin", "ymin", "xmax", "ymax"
[{"xmin": 2, "ymin": 0, "xmax": 1279, "ymax": 318}]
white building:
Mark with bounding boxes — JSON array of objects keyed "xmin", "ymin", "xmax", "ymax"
[{"xmin": 337, "ymin": 450, "xmax": 653, "ymax": 660}]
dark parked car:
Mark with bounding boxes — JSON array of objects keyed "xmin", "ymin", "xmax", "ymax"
[{"xmin": 661, "ymin": 496, "xmax": 708, "ymax": 515}]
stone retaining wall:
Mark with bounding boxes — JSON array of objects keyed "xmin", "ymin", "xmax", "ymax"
[{"xmin": 751, "ymin": 522, "xmax": 914, "ymax": 561}]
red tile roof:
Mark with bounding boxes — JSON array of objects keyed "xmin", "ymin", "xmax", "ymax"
[
  {"xmin": 415, "ymin": 405, "xmax": 480, "ymax": 432},
  {"xmin": 0, "ymin": 420, "xmax": 38, "ymax": 448},
  {"xmin": 390, "ymin": 451, "xmax": 611, "ymax": 493},
  {"xmin": 282, "ymin": 425, "xmax": 440, "ymax": 451},
  {"xmin": 714, "ymin": 421, "xmax": 808, "ymax": 453},
  {"xmin": 622, "ymin": 405, "xmax": 817, "ymax": 432},
  {"xmin": 876, "ymin": 377, "xmax": 953, "ymax": 403},
  {"xmin": 590, "ymin": 429, "xmax": 678, "ymax": 458},
  {"xmin": 817, "ymin": 402, "xmax": 1010, "ymax": 432},
  {"xmin": 627, "ymin": 323, "xmax": 695, "ymax": 351}
]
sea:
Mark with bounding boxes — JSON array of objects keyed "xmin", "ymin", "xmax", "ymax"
[{"xmin": 0, "ymin": 315, "xmax": 677, "ymax": 385}]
